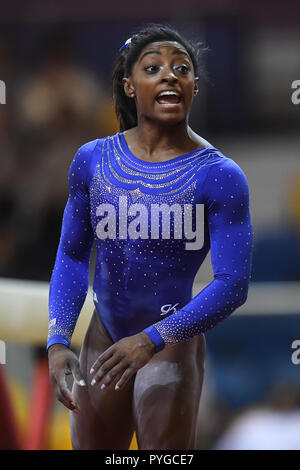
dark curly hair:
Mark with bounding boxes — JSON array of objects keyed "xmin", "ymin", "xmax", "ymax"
[{"xmin": 112, "ymin": 23, "xmax": 208, "ymax": 132}]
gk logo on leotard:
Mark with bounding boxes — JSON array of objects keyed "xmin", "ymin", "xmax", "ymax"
[{"xmin": 160, "ymin": 303, "xmax": 179, "ymax": 316}]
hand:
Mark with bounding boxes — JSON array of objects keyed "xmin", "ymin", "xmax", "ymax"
[
  {"xmin": 90, "ymin": 332, "xmax": 156, "ymax": 391},
  {"xmin": 48, "ymin": 343, "xmax": 86, "ymax": 413}
]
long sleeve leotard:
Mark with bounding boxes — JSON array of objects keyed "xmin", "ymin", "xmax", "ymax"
[{"xmin": 47, "ymin": 133, "xmax": 253, "ymax": 352}]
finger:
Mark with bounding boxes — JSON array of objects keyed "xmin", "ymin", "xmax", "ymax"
[
  {"xmin": 68, "ymin": 358, "xmax": 86, "ymax": 387},
  {"xmin": 114, "ymin": 367, "xmax": 135, "ymax": 391},
  {"xmin": 91, "ymin": 354, "xmax": 123, "ymax": 387},
  {"xmin": 56, "ymin": 389, "xmax": 80, "ymax": 413},
  {"xmin": 56, "ymin": 373, "xmax": 80, "ymax": 412},
  {"xmin": 90, "ymin": 346, "xmax": 115, "ymax": 375},
  {"xmin": 97, "ymin": 360, "xmax": 129, "ymax": 390},
  {"xmin": 60, "ymin": 386, "xmax": 80, "ymax": 413}
]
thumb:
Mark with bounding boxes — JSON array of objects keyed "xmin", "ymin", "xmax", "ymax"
[{"xmin": 68, "ymin": 357, "xmax": 86, "ymax": 387}]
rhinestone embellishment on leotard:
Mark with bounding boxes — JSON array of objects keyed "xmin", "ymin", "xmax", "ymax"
[{"xmin": 95, "ymin": 135, "xmax": 215, "ymax": 198}]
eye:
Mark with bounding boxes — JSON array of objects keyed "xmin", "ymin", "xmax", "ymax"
[
  {"xmin": 175, "ymin": 64, "xmax": 191, "ymax": 74},
  {"xmin": 144, "ymin": 65, "xmax": 160, "ymax": 73}
]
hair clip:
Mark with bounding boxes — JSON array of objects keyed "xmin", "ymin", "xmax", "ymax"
[{"xmin": 119, "ymin": 37, "xmax": 132, "ymax": 52}]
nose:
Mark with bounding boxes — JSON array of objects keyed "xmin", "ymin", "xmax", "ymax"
[{"xmin": 161, "ymin": 67, "xmax": 178, "ymax": 84}]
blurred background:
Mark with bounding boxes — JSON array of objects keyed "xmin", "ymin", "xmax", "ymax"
[{"xmin": 0, "ymin": 0, "xmax": 300, "ymax": 450}]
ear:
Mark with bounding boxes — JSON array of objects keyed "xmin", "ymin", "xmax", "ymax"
[
  {"xmin": 194, "ymin": 76, "xmax": 199, "ymax": 95},
  {"xmin": 122, "ymin": 77, "xmax": 135, "ymax": 98}
]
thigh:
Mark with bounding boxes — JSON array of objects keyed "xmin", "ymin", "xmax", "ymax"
[
  {"xmin": 133, "ymin": 334, "xmax": 206, "ymax": 450},
  {"xmin": 70, "ymin": 310, "xmax": 136, "ymax": 450}
]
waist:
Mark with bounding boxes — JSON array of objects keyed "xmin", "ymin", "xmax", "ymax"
[{"xmin": 93, "ymin": 283, "xmax": 192, "ymax": 342}]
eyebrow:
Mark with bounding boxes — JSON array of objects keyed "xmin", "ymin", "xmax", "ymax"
[{"xmin": 138, "ymin": 49, "xmax": 190, "ymax": 62}]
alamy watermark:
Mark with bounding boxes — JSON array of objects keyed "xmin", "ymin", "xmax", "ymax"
[
  {"xmin": 0, "ymin": 340, "xmax": 6, "ymax": 365},
  {"xmin": 0, "ymin": 80, "xmax": 6, "ymax": 104},
  {"xmin": 291, "ymin": 80, "xmax": 300, "ymax": 105},
  {"xmin": 95, "ymin": 196, "xmax": 204, "ymax": 250},
  {"xmin": 291, "ymin": 340, "xmax": 300, "ymax": 365}
]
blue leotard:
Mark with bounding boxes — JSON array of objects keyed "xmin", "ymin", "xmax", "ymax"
[{"xmin": 47, "ymin": 132, "xmax": 253, "ymax": 352}]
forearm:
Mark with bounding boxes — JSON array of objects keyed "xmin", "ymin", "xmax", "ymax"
[
  {"xmin": 47, "ymin": 250, "xmax": 91, "ymax": 350},
  {"xmin": 143, "ymin": 275, "xmax": 249, "ymax": 351}
]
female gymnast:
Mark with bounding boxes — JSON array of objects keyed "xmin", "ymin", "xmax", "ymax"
[{"xmin": 47, "ymin": 24, "xmax": 253, "ymax": 450}]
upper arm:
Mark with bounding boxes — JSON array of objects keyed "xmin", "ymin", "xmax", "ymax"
[
  {"xmin": 203, "ymin": 158, "xmax": 253, "ymax": 284},
  {"xmin": 58, "ymin": 142, "xmax": 97, "ymax": 261}
]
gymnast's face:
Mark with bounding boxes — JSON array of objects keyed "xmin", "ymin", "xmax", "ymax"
[{"xmin": 123, "ymin": 41, "xmax": 199, "ymax": 126}]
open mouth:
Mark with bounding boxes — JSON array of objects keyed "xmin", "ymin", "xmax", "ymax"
[{"xmin": 155, "ymin": 91, "xmax": 182, "ymax": 105}]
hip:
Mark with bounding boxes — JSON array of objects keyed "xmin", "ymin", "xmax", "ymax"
[{"xmin": 88, "ymin": 308, "xmax": 206, "ymax": 370}]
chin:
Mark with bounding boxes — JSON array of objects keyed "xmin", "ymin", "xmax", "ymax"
[{"xmin": 153, "ymin": 111, "xmax": 186, "ymax": 127}]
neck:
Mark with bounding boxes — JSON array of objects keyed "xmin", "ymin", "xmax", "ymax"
[{"xmin": 127, "ymin": 118, "xmax": 199, "ymax": 158}]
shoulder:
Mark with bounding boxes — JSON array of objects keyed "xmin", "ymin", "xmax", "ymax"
[
  {"xmin": 205, "ymin": 152, "xmax": 249, "ymax": 187},
  {"xmin": 75, "ymin": 134, "xmax": 119, "ymax": 161},
  {"xmin": 189, "ymin": 127, "xmax": 246, "ymax": 182},
  {"xmin": 70, "ymin": 137, "xmax": 108, "ymax": 177},
  {"xmin": 69, "ymin": 138, "xmax": 101, "ymax": 189},
  {"xmin": 74, "ymin": 138, "xmax": 100, "ymax": 162},
  {"xmin": 202, "ymin": 152, "xmax": 250, "ymax": 207}
]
